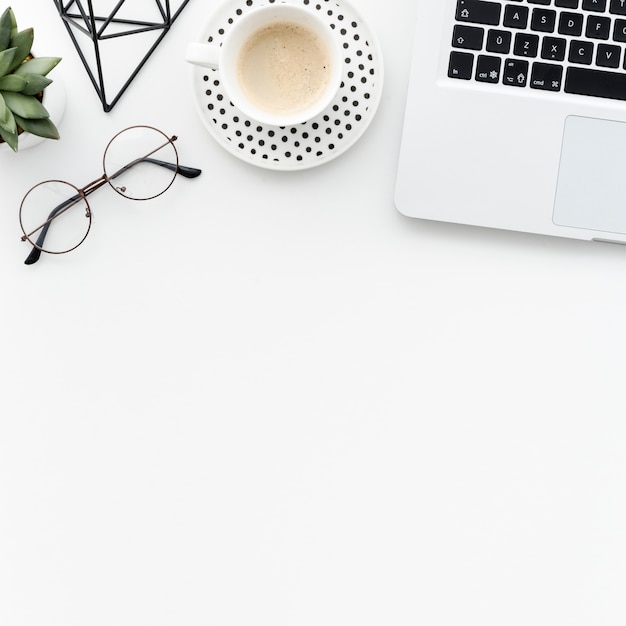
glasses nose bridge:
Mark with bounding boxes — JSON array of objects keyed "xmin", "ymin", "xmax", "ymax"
[{"xmin": 80, "ymin": 173, "xmax": 110, "ymax": 197}]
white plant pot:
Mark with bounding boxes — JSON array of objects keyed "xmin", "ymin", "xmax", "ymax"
[{"xmin": 0, "ymin": 76, "xmax": 66, "ymax": 153}]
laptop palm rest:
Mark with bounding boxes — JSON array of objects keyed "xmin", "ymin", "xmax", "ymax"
[{"xmin": 554, "ymin": 115, "xmax": 626, "ymax": 236}]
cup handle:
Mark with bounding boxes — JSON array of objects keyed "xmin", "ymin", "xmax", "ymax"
[{"xmin": 185, "ymin": 42, "xmax": 220, "ymax": 68}]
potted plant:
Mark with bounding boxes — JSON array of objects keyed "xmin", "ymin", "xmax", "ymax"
[{"xmin": 0, "ymin": 6, "xmax": 61, "ymax": 152}]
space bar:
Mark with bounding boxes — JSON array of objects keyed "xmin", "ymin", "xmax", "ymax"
[{"xmin": 565, "ymin": 67, "xmax": 626, "ymax": 101}]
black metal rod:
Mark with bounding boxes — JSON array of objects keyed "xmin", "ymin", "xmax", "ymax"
[{"xmin": 53, "ymin": 0, "xmax": 191, "ymax": 112}]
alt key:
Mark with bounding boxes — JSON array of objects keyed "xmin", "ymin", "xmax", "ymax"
[{"xmin": 503, "ymin": 58, "xmax": 529, "ymax": 87}]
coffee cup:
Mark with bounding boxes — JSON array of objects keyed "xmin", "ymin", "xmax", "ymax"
[{"xmin": 185, "ymin": 4, "xmax": 342, "ymax": 127}]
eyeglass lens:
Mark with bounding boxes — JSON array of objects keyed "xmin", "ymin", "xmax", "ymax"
[
  {"xmin": 19, "ymin": 180, "xmax": 91, "ymax": 255},
  {"xmin": 103, "ymin": 126, "xmax": 178, "ymax": 200}
]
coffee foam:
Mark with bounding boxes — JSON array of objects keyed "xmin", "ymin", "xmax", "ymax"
[{"xmin": 237, "ymin": 20, "xmax": 332, "ymax": 116}]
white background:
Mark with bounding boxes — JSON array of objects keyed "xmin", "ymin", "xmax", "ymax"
[{"xmin": 1, "ymin": 1, "xmax": 626, "ymax": 625}]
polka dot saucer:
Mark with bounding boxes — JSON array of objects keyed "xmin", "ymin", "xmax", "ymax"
[{"xmin": 189, "ymin": 0, "xmax": 384, "ymax": 171}]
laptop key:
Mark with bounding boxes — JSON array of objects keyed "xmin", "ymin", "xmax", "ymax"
[
  {"xmin": 503, "ymin": 58, "xmax": 529, "ymax": 86},
  {"xmin": 596, "ymin": 43, "xmax": 621, "ymax": 67},
  {"xmin": 476, "ymin": 55, "xmax": 502, "ymax": 82},
  {"xmin": 456, "ymin": 0, "xmax": 501, "ymax": 26},
  {"xmin": 541, "ymin": 36, "xmax": 567, "ymax": 60},
  {"xmin": 487, "ymin": 29, "xmax": 512, "ymax": 53},
  {"xmin": 586, "ymin": 16, "xmax": 611, "ymax": 40},
  {"xmin": 569, "ymin": 40, "xmax": 595, "ymax": 63},
  {"xmin": 531, "ymin": 9, "xmax": 557, "ymax": 33},
  {"xmin": 582, "ymin": 0, "xmax": 607, "ymax": 11},
  {"xmin": 610, "ymin": 0, "xmax": 626, "ymax": 15},
  {"xmin": 504, "ymin": 4, "xmax": 529, "ymax": 28},
  {"xmin": 448, "ymin": 51, "xmax": 475, "ymax": 79},
  {"xmin": 530, "ymin": 62, "xmax": 564, "ymax": 90},
  {"xmin": 514, "ymin": 32, "xmax": 540, "ymax": 57},
  {"xmin": 565, "ymin": 66, "xmax": 626, "ymax": 99},
  {"xmin": 452, "ymin": 24, "xmax": 485, "ymax": 50},
  {"xmin": 558, "ymin": 12, "xmax": 584, "ymax": 36},
  {"xmin": 614, "ymin": 18, "xmax": 626, "ymax": 41}
]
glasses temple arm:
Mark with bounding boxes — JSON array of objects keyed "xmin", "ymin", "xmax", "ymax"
[
  {"xmin": 106, "ymin": 137, "xmax": 201, "ymax": 181},
  {"xmin": 142, "ymin": 158, "xmax": 202, "ymax": 178}
]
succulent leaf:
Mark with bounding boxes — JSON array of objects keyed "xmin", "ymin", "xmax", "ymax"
[
  {"xmin": 1, "ymin": 91, "xmax": 49, "ymax": 119},
  {"xmin": 15, "ymin": 56, "xmax": 61, "ymax": 77},
  {"xmin": 0, "ymin": 9, "xmax": 61, "ymax": 151},
  {"xmin": 0, "ymin": 46, "xmax": 16, "ymax": 77},
  {"xmin": 13, "ymin": 114, "xmax": 59, "ymax": 140},
  {"xmin": 0, "ymin": 103, "xmax": 17, "ymax": 135},
  {"xmin": 8, "ymin": 7, "xmax": 16, "ymax": 37},
  {"xmin": 0, "ymin": 73, "xmax": 27, "ymax": 91},
  {"xmin": 0, "ymin": 90, "xmax": 6, "ymax": 122},
  {"xmin": 20, "ymin": 73, "xmax": 52, "ymax": 95},
  {"xmin": 0, "ymin": 8, "xmax": 12, "ymax": 52},
  {"xmin": 0, "ymin": 119, "xmax": 18, "ymax": 150},
  {"xmin": 7, "ymin": 27, "xmax": 33, "ymax": 71}
]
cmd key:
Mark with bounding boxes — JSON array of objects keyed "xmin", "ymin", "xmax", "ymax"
[{"xmin": 456, "ymin": 0, "xmax": 502, "ymax": 26}]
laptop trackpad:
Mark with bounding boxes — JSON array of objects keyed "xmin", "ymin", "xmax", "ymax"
[{"xmin": 554, "ymin": 115, "xmax": 626, "ymax": 235}]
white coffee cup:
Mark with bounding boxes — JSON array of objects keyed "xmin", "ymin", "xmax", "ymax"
[{"xmin": 185, "ymin": 4, "xmax": 342, "ymax": 127}]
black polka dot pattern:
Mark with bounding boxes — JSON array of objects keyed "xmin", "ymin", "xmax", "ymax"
[{"xmin": 193, "ymin": 0, "xmax": 383, "ymax": 170}]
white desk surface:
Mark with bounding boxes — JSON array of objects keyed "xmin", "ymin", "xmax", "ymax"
[{"xmin": 2, "ymin": 1, "xmax": 626, "ymax": 624}]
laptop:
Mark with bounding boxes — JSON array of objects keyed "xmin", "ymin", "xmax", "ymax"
[{"xmin": 395, "ymin": 0, "xmax": 626, "ymax": 244}]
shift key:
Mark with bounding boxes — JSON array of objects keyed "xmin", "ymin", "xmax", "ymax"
[{"xmin": 456, "ymin": 0, "xmax": 502, "ymax": 26}]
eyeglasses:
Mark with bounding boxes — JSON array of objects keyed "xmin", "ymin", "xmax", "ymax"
[{"xmin": 19, "ymin": 125, "xmax": 201, "ymax": 265}]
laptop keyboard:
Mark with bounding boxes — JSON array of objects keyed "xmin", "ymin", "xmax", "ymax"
[{"xmin": 449, "ymin": 0, "xmax": 626, "ymax": 100}]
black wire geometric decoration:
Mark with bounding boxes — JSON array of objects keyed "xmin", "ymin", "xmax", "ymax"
[{"xmin": 52, "ymin": 0, "xmax": 191, "ymax": 112}]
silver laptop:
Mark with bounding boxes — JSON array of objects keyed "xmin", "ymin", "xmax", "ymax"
[{"xmin": 395, "ymin": 0, "xmax": 626, "ymax": 244}]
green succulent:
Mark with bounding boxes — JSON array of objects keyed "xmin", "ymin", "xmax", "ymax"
[{"xmin": 0, "ymin": 6, "xmax": 61, "ymax": 152}]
